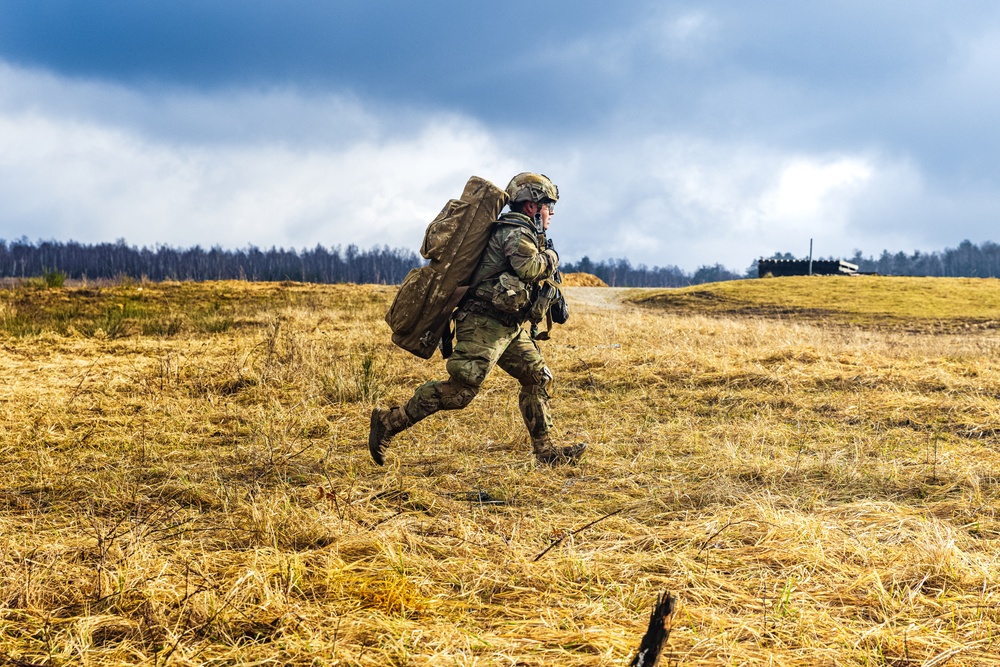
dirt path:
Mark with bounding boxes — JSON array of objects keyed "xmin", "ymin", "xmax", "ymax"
[{"xmin": 563, "ymin": 287, "xmax": 636, "ymax": 310}]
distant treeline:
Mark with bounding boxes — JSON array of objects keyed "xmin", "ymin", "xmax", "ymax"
[
  {"xmin": 560, "ymin": 256, "xmax": 743, "ymax": 287},
  {"xmin": 766, "ymin": 240, "xmax": 1000, "ymax": 278},
  {"xmin": 573, "ymin": 239, "xmax": 1000, "ymax": 284},
  {"xmin": 0, "ymin": 239, "xmax": 419, "ymax": 284},
  {"xmin": 7, "ymin": 237, "xmax": 1000, "ymax": 287},
  {"xmin": 0, "ymin": 238, "xmax": 746, "ymax": 287}
]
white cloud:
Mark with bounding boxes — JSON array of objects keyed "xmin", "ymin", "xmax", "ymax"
[
  {"xmin": 760, "ymin": 158, "xmax": 873, "ymax": 229},
  {"xmin": 550, "ymin": 137, "xmax": 896, "ymax": 268},
  {"xmin": 0, "ymin": 62, "xmax": 522, "ymax": 252},
  {"xmin": 0, "ymin": 61, "xmax": 383, "ymax": 147},
  {"xmin": 655, "ymin": 11, "xmax": 718, "ymax": 60}
]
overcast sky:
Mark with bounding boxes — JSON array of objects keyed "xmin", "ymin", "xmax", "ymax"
[{"xmin": 2, "ymin": 1, "xmax": 999, "ymax": 271}]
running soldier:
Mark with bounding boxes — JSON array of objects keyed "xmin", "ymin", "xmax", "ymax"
[{"xmin": 368, "ymin": 173, "xmax": 587, "ymax": 466}]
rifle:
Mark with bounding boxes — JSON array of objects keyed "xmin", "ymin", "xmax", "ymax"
[{"xmin": 528, "ymin": 217, "xmax": 569, "ymax": 340}]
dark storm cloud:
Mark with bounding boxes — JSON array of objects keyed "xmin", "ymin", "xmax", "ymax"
[
  {"xmin": 5, "ymin": 1, "xmax": 998, "ymax": 148},
  {"xmin": 0, "ymin": 0, "xmax": 633, "ymax": 129}
]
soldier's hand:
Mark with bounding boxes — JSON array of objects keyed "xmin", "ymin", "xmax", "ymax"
[
  {"xmin": 543, "ymin": 239, "xmax": 559, "ymax": 264},
  {"xmin": 543, "ymin": 247, "xmax": 559, "ymax": 271}
]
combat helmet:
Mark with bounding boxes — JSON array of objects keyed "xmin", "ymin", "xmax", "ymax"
[{"xmin": 506, "ymin": 172, "xmax": 559, "ymax": 205}]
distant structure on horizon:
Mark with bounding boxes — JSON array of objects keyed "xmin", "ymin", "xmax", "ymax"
[{"xmin": 757, "ymin": 258, "xmax": 859, "ymax": 277}]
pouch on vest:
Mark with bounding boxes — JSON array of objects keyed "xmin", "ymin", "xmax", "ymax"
[{"xmin": 490, "ymin": 272, "xmax": 532, "ymax": 314}]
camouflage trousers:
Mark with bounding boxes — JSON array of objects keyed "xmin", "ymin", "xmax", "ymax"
[{"xmin": 392, "ymin": 310, "xmax": 553, "ymax": 440}]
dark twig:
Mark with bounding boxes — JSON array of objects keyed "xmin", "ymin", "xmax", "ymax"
[
  {"xmin": 576, "ymin": 355, "xmax": 597, "ymax": 391},
  {"xmin": 68, "ymin": 357, "xmax": 103, "ymax": 406},
  {"xmin": 357, "ymin": 508, "xmax": 409, "ymax": 531},
  {"xmin": 697, "ymin": 519, "xmax": 776, "ymax": 555},
  {"xmin": 629, "ymin": 592, "xmax": 676, "ymax": 667},
  {"xmin": 532, "ymin": 507, "xmax": 625, "ymax": 561},
  {"xmin": 0, "ymin": 653, "xmax": 47, "ymax": 667}
]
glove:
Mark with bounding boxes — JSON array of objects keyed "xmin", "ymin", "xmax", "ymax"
[
  {"xmin": 543, "ymin": 238, "xmax": 559, "ymax": 267},
  {"xmin": 543, "ymin": 247, "xmax": 559, "ymax": 271},
  {"xmin": 546, "ymin": 238, "xmax": 561, "ymax": 258}
]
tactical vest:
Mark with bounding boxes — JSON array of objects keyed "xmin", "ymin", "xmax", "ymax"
[{"xmin": 468, "ymin": 213, "xmax": 545, "ymax": 304}]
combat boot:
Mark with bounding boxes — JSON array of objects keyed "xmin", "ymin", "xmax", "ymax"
[
  {"xmin": 368, "ymin": 406, "xmax": 412, "ymax": 466},
  {"xmin": 532, "ymin": 434, "xmax": 587, "ymax": 465}
]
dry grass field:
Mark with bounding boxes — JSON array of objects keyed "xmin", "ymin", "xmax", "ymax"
[{"xmin": 2, "ymin": 275, "xmax": 1000, "ymax": 666}]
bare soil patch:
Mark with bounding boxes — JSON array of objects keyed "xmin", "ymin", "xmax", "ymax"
[{"xmin": 564, "ymin": 286, "xmax": 633, "ymax": 311}]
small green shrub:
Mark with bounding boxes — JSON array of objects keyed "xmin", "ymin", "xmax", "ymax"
[
  {"xmin": 0, "ymin": 312, "xmax": 42, "ymax": 337},
  {"xmin": 141, "ymin": 316, "xmax": 184, "ymax": 337},
  {"xmin": 194, "ymin": 315, "xmax": 234, "ymax": 334},
  {"xmin": 42, "ymin": 268, "xmax": 67, "ymax": 288},
  {"xmin": 79, "ymin": 295, "xmax": 148, "ymax": 339}
]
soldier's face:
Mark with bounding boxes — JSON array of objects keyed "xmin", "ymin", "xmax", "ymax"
[
  {"xmin": 527, "ymin": 200, "xmax": 553, "ymax": 231},
  {"xmin": 539, "ymin": 202, "xmax": 552, "ymax": 231}
]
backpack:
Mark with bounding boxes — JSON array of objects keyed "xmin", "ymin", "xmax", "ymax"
[{"xmin": 384, "ymin": 176, "xmax": 509, "ymax": 359}]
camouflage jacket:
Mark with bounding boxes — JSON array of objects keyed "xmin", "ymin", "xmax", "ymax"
[{"xmin": 468, "ymin": 212, "xmax": 560, "ymax": 305}]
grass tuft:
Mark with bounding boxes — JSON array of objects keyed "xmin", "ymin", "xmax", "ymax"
[{"xmin": 322, "ymin": 343, "xmax": 391, "ymax": 405}]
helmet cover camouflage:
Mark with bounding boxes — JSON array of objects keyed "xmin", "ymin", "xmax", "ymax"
[{"xmin": 505, "ymin": 172, "xmax": 559, "ymax": 204}]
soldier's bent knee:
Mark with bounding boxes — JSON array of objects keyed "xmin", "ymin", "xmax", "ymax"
[
  {"xmin": 440, "ymin": 381, "xmax": 479, "ymax": 410},
  {"xmin": 531, "ymin": 366, "xmax": 553, "ymax": 393},
  {"xmin": 520, "ymin": 374, "xmax": 552, "ymax": 400}
]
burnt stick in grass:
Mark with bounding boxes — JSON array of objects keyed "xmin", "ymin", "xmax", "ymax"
[{"xmin": 629, "ymin": 592, "xmax": 676, "ymax": 667}]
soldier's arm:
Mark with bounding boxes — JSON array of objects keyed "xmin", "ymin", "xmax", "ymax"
[{"xmin": 504, "ymin": 228, "xmax": 559, "ymax": 283}]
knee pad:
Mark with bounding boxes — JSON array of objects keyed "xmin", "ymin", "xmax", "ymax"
[
  {"xmin": 531, "ymin": 366, "xmax": 553, "ymax": 393},
  {"xmin": 521, "ymin": 368, "xmax": 553, "ymax": 400},
  {"xmin": 440, "ymin": 380, "xmax": 479, "ymax": 410}
]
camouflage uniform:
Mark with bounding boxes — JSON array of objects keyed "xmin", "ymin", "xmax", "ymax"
[{"xmin": 375, "ymin": 212, "xmax": 573, "ymax": 462}]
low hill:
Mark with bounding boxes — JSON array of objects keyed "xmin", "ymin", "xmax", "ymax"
[
  {"xmin": 632, "ymin": 275, "xmax": 1000, "ymax": 330},
  {"xmin": 561, "ymin": 272, "xmax": 608, "ymax": 287}
]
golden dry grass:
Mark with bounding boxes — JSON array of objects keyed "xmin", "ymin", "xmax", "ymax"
[
  {"xmin": 633, "ymin": 275, "xmax": 1000, "ymax": 331},
  {"xmin": 1, "ymin": 277, "xmax": 999, "ymax": 666}
]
